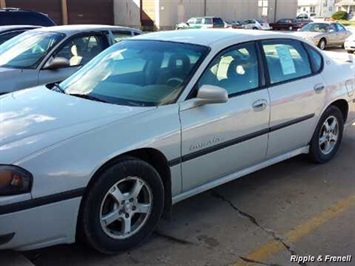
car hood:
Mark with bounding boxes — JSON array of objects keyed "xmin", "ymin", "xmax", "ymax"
[{"xmin": 0, "ymin": 87, "xmax": 153, "ymax": 163}]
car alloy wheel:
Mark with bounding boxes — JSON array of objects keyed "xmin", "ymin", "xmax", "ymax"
[
  {"xmin": 100, "ymin": 176, "xmax": 152, "ymax": 240},
  {"xmin": 318, "ymin": 39, "xmax": 326, "ymax": 50},
  {"xmin": 309, "ymin": 106, "xmax": 344, "ymax": 163},
  {"xmin": 80, "ymin": 157, "xmax": 164, "ymax": 254},
  {"xmin": 318, "ymin": 116, "xmax": 339, "ymax": 155}
]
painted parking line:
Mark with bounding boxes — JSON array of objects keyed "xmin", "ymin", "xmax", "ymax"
[{"xmin": 234, "ymin": 195, "xmax": 355, "ymax": 266}]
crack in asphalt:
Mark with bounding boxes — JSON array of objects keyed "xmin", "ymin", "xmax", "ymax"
[
  {"xmin": 210, "ymin": 190, "xmax": 307, "ymax": 266},
  {"xmin": 155, "ymin": 231, "xmax": 196, "ymax": 245}
]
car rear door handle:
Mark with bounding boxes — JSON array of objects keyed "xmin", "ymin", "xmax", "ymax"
[
  {"xmin": 252, "ymin": 99, "xmax": 268, "ymax": 111},
  {"xmin": 314, "ymin": 84, "xmax": 325, "ymax": 93}
]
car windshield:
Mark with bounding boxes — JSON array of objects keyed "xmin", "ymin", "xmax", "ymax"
[
  {"xmin": 0, "ymin": 31, "xmax": 65, "ymax": 69},
  {"xmin": 60, "ymin": 40, "xmax": 209, "ymax": 106},
  {"xmin": 300, "ymin": 23, "xmax": 329, "ymax": 33}
]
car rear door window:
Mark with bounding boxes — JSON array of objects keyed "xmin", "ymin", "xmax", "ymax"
[
  {"xmin": 261, "ymin": 40, "xmax": 312, "ymax": 84},
  {"xmin": 203, "ymin": 18, "xmax": 212, "ymax": 25},
  {"xmin": 112, "ymin": 30, "xmax": 133, "ymax": 42}
]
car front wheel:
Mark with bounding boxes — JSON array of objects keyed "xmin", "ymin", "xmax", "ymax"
[
  {"xmin": 318, "ymin": 38, "xmax": 326, "ymax": 50},
  {"xmin": 309, "ymin": 106, "xmax": 344, "ymax": 163},
  {"xmin": 80, "ymin": 157, "xmax": 164, "ymax": 254}
]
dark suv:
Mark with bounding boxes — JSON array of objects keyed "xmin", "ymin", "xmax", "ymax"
[{"xmin": 0, "ymin": 8, "xmax": 56, "ymax": 26}]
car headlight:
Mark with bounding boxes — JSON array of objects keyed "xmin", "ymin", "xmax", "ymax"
[{"xmin": 0, "ymin": 165, "xmax": 32, "ymax": 196}]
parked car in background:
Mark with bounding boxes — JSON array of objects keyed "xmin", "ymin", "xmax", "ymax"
[
  {"xmin": 0, "ymin": 8, "xmax": 56, "ymax": 26},
  {"xmin": 270, "ymin": 18, "xmax": 303, "ymax": 31},
  {"xmin": 0, "ymin": 25, "xmax": 142, "ymax": 94},
  {"xmin": 176, "ymin": 16, "xmax": 225, "ymax": 30},
  {"xmin": 293, "ymin": 22, "xmax": 352, "ymax": 50},
  {"xmin": 224, "ymin": 20, "xmax": 243, "ymax": 29},
  {"xmin": 1, "ymin": 29, "xmax": 354, "ymax": 254},
  {"xmin": 296, "ymin": 13, "xmax": 316, "ymax": 20},
  {"xmin": 344, "ymin": 34, "xmax": 355, "ymax": 53},
  {"xmin": 242, "ymin": 19, "xmax": 270, "ymax": 30},
  {"xmin": 0, "ymin": 25, "xmax": 40, "ymax": 45}
]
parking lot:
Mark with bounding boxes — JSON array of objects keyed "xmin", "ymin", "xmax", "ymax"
[{"xmin": 1, "ymin": 48, "xmax": 354, "ymax": 266}]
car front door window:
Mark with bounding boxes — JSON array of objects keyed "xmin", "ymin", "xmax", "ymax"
[{"xmin": 54, "ymin": 34, "xmax": 107, "ymax": 67}]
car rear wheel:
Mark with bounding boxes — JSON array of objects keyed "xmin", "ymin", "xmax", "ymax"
[
  {"xmin": 80, "ymin": 157, "xmax": 164, "ymax": 254},
  {"xmin": 288, "ymin": 26, "xmax": 293, "ymax": 30},
  {"xmin": 309, "ymin": 106, "xmax": 344, "ymax": 163},
  {"xmin": 318, "ymin": 38, "xmax": 326, "ymax": 50}
]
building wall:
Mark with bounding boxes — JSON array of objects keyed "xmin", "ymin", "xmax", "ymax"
[
  {"xmin": 114, "ymin": 0, "xmax": 298, "ymax": 30},
  {"xmin": 160, "ymin": 0, "xmax": 298, "ymax": 29},
  {"xmin": 113, "ymin": 0, "xmax": 141, "ymax": 28}
]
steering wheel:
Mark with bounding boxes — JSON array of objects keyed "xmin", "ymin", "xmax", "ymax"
[
  {"xmin": 167, "ymin": 77, "xmax": 184, "ymax": 87},
  {"xmin": 32, "ymin": 44, "xmax": 45, "ymax": 53}
]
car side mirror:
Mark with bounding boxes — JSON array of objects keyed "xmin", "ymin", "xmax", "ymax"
[
  {"xmin": 195, "ymin": 85, "xmax": 228, "ymax": 106},
  {"xmin": 43, "ymin": 57, "xmax": 70, "ymax": 70}
]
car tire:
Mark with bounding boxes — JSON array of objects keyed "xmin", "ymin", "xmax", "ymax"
[
  {"xmin": 309, "ymin": 106, "xmax": 344, "ymax": 164},
  {"xmin": 80, "ymin": 157, "xmax": 164, "ymax": 254},
  {"xmin": 318, "ymin": 38, "xmax": 326, "ymax": 50},
  {"xmin": 252, "ymin": 27, "xmax": 258, "ymax": 30},
  {"xmin": 346, "ymin": 50, "xmax": 353, "ymax": 54},
  {"xmin": 288, "ymin": 26, "xmax": 293, "ymax": 31}
]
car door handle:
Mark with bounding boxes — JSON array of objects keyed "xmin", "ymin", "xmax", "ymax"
[
  {"xmin": 314, "ymin": 84, "xmax": 325, "ymax": 93},
  {"xmin": 252, "ymin": 99, "xmax": 268, "ymax": 111}
]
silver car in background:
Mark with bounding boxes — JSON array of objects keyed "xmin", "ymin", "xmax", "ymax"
[
  {"xmin": 0, "ymin": 29, "xmax": 354, "ymax": 254},
  {"xmin": 0, "ymin": 25, "xmax": 142, "ymax": 94},
  {"xmin": 293, "ymin": 22, "xmax": 352, "ymax": 50}
]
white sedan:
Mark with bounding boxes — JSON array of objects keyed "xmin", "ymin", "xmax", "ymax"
[
  {"xmin": 0, "ymin": 29, "xmax": 354, "ymax": 254},
  {"xmin": 0, "ymin": 25, "xmax": 142, "ymax": 94}
]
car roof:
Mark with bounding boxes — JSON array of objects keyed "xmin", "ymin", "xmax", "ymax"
[
  {"xmin": 133, "ymin": 29, "xmax": 303, "ymax": 48},
  {"xmin": 0, "ymin": 25, "xmax": 40, "ymax": 32},
  {"xmin": 308, "ymin": 21, "xmax": 336, "ymax": 24},
  {"xmin": 29, "ymin": 24, "xmax": 142, "ymax": 34}
]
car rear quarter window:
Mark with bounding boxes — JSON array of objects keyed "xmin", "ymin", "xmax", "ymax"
[
  {"xmin": 304, "ymin": 44, "xmax": 323, "ymax": 73},
  {"xmin": 261, "ymin": 40, "xmax": 312, "ymax": 84},
  {"xmin": 213, "ymin": 17, "xmax": 224, "ymax": 25}
]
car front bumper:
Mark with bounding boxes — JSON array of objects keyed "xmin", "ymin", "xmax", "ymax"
[{"xmin": 0, "ymin": 197, "xmax": 81, "ymax": 250}]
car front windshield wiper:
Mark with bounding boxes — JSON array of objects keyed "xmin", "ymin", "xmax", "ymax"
[
  {"xmin": 68, "ymin": 93, "xmax": 108, "ymax": 103},
  {"xmin": 51, "ymin": 83, "xmax": 66, "ymax": 94}
]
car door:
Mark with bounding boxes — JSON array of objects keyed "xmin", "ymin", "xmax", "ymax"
[
  {"xmin": 38, "ymin": 32, "xmax": 110, "ymax": 85},
  {"xmin": 179, "ymin": 42, "xmax": 270, "ymax": 191},
  {"xmin": 261, "ymin": 39, "xmax": 325, "ymax": 158},
  {"xmin": 334, "ymin": 23, "xmax": 349, "ymax": 45},
  {"xmin": 326, "ymin": 23, "xmax": 339, "ymax": 45}
]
